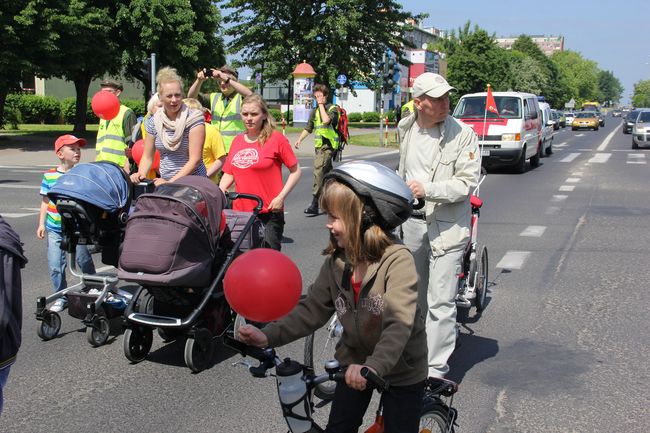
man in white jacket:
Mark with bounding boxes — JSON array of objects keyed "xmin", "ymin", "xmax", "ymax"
[{"xmin": 397, "ymin": 73, "xmax": 480, "ymax": 379}]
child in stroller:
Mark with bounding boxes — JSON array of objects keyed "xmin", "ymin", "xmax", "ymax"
[
  {"xmin": 35, "ymin": 161, "xmax": 136, "ymax": 347},
  {"xmin": 118, "ymin": 175, "xmax": 264, "ymax": 372}
]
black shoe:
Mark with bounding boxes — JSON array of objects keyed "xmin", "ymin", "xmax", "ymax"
[{"xmin": 304, "ymin": 204, "xmax": 319, "ymax": 215}]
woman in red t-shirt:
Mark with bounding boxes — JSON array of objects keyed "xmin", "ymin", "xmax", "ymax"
[{"xmin": 219, "ymin": 94, "xmax": 302, "ymax": 250}]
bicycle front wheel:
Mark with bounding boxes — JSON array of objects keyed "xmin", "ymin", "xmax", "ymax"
[{"xmin": 304, "ymin": 314, "xmax": 342, "ymax": 401}]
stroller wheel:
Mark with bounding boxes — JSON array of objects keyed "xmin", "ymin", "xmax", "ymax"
[
  {"xmin": 37, "ymin": 311, "xmax": 61, "ymax": 341},
  {"xmin": 184, "ymin": 328, "xmax": 214, "ymax": 373},
  {"xmin": 86, "ymin": 316, "xmax": 110, "ymax": 347},
  {"xmin": 123, "ymin": 327, "xmax": 153, "ymax": 363}
]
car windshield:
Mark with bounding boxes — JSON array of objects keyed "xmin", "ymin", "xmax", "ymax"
[
  {"xmin": 627, "ymin": 111, "xmax": 640, "ymax": 121},
  {"xmin": 453, "ymin": 96, "xmax": 521, "ymax": 119},
  {"xmin": 576, "ymin": 112, "xmax": 596, "ymax": 118},
  {"xmin": 637, "ymin": 112, "xmax": 650, "ymax": 123}
]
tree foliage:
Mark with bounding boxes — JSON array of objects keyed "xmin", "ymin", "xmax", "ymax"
[
  {"xmin": 597, "ymin": 70, "xmax": 623, "ymax": 105},
  {"xmin": 550, "ymin": 50, "xmax": 600, "ymax": 107},
  {"xmin": 632, "ymin": 80, "xmax": 650, "ymax": 108},
  {"xmin": 116, "ymin": 0, "xmax": 225, "ymax": 100},
  {"xmin": 446, "ymin": 27, "xmax": 510, "ymax": 103},
  {"xmin": 220, "ymin": 0, "xmax": 422, "ymax": 89}
]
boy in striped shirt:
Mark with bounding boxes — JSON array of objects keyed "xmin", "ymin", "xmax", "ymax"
[{"xmin": 36, "ymin": 135, "xmax": 96, "ymax": 312}]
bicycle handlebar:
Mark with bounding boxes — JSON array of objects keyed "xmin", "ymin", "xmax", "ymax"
[{"xmin": 224, "ymin": 334, "xmax": 389, "ymax": 392}]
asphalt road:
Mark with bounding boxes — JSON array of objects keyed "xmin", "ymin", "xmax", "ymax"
[{"xmin": 1, "ymin": 117, "xmax": 649, "ymax": 432}]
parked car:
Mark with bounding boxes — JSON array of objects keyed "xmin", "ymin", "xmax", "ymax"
[
  {"xmin": 632, "ymin": 109, "xmax": 650, "ymax": 149},
  {"xmin": 572, "ymin": 112, "xmax": 599, "ymax": 131},
  {"xmin": 565, "ymin": 111, "xmax": 576, "ymax": 126},
  {"xmin": 452, "ymin": 91, "xmax": 543, "ymax": 172},
  {"xmin": 550, "ymin": 110, "xmax": 560, "ymax": 130},
  {"xmin": 623, "ymin": 109, "xmax": 641, "ymax": 134}
]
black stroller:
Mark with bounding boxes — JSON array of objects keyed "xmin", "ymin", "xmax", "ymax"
[
  {"xmin": 35, "ymin": 161, "xmax": 135, "ymax": 347},
  {"xmin": 118, "ymin": 175, "xmax": 264, "ymax": 372}
]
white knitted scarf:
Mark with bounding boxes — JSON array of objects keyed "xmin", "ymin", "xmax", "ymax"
[{"xmin": 153, "ymin": 104, "xmax": 203, "ymax": 151}]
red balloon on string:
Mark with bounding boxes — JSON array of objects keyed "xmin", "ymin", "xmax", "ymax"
[
  {"xmin": 131, "ymin": 139, "xmax": 160, "ymax": 170},
  {"xmin": 91, "ymin": 90, "xmax": 120, "ymax": 120},
  {"xmin": 224, "ymin": 249, "xmax": 302, "ymax": 323}
]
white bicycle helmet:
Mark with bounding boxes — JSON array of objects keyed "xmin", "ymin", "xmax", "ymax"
[{"xmin": 324, "ymin": 161, "xmax": 413, "ymax": 230}]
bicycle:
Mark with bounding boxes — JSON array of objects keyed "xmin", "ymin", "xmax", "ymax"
[
  {"xmin": 455, "ymin": 169, "xmax": 489, "ymax": 314},
  {"xmin": 227, "ymin": 331, "xmax": 458, "ymax": 433}
]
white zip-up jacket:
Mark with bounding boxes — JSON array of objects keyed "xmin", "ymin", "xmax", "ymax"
[{"xmin": 397, "ymin": 113, "xmax": 480, "ymax": 256}]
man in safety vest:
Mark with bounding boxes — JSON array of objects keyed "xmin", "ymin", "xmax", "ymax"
[
  {"xmin": 95, "ymin": 79, "xmax": 137, "ymax": 173},
  {"xmin": 294, "ymin": 84, "xmax": 339, "ymax": 215},
  {"xmin": 187, "ymin": 65, "xmax": 253, "ymax": 154}
]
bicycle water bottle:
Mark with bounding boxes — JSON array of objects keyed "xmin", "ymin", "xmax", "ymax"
[{"xmin": 276, "ymin": 359, "xmax": 311, "ymax": 433}]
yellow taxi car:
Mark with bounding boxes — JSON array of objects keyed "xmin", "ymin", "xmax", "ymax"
[{"xmin": 572, "ymin": 112, "xmax": 600, "ymax": 131}]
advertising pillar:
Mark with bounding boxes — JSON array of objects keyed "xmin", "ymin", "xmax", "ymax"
[{"xmin": 291, "ymin": 61, "xmax": 316, "ymax": 128}]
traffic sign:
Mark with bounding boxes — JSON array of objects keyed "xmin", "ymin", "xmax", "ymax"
[{"xmin": 337, "ymin": 74, "xmax": 347, "ymax": 85}]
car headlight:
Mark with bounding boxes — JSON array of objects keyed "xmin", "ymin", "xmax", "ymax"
[{"xmin": 501, "ymin": 133, "xmax": 520, "ymax": 141}]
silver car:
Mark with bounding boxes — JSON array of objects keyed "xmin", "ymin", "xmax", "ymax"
[{"xmin": 632, "ymin": 109, "xmax": 650, "ymax": 149}]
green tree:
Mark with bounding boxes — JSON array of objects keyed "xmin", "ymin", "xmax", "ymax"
[
  {"xmin": 220, "ymin": 0, "xmax": 422, "ymax": 89},
  {"xmin": 17, "ymin": 0, "xmax": 121, "ymax": 133},
  {"xmin": 506, "ymin": 52, "xmax": 549, "ymax": 95},
  {"xmin": 597, "ymin": 70, "xmax": 623, "ymax": 106},
  {"xmin": 551, "ymin": 50, "xmax": 600, "ymax": 106},
  {"xmin": 511, "ymin": 35, "xmax": 568, "ymax": 107},
  {"xmin": 632, "ymin": 80, "xmax": 650, "ymax": 108},
  {"xmin": 0, "ymin": 0, "xmax": 57, "ymax": 126},
  {"xmin": 116, "ymin": 0, "xmax": 225, "ymax": 101},
  {"xmin": 446, "ymin": 27, "xmax": 511, "ymax": 101}
]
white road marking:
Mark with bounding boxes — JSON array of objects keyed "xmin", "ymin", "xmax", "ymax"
[
  {"xmin": 572, "ymin": 171, "xmax": 584, "ymax": 176},
  {"xmin": 559, "ymin": 185, "xmax": 575, "ymax": 192},
  {"xmin": 520, "ymin": 226, "xmax": 546, "ymax": 237},
  {"xmin": 588, "ymin": 153, "xmax": 611, "ymax": 163},
  {"xmin": 565, "ymin": 177, "xmax": 580, "ymax": 183},
  {"xmin": 554, "ymin": 142, "xmax": 567, "ymax": 147},
  {"xmin": 628, "ymin": 153, "xmax": 645, "ymax": 159},
  {"xmin": 577, "ymin": 148, "xmax": 593, "ymax": 151},
  {"xmin": 575, "ymin": 133, "xmax": 585, "ymax": 137},
  {"xmin": 560, "ymin": 153, "xmax": 580, "ymax": 163},
  {"xmin": 545, "ymin": 206, "xmax": 561, "ymax": 215},
  {"xmin": 1, "ymin": 212, "xmax": 39, "ymax": 218},
  {"xmin": 0, "ymin": 184, "xmax": 40, "ymax": 189},
  {"xmin": 551, "ymin": 195, "xmax": 568, "ymax": 202},
  {"xmin": 21, "ymin": 207, "xmax": 41, "ymax": 211},
  {"xmin": 627, "ymin": 160, "xmax": 646, "ymax": 165},
  {"xmin": 596, "ymin": 125, "xmax": 620, "ymax": 151},
  {"xmin": 0, "ymin": 165, "xmax": 51, "ymax": 169},
  {"xmin": 496, "ymin": 251, "xmax": 531, "ymax": 270}
]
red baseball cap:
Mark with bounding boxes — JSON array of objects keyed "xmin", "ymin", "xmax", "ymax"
[{"xmin": 54, "ymin": 134, "xmax": 87, "ymax": 152}]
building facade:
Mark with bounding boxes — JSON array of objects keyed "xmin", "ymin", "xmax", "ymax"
[{"xmin": 496, "ymin": 35, "xmax": 565, "ymax": 56}]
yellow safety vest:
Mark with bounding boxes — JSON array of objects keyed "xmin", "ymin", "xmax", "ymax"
[
  {"xmin": 96, "ymin": 105, "xmax": 131, "ymax": 166},
  {"xmin": 314, "ymin": 105, "xmax": 340, "ymax": 150},
  {"xmin": 401, "ymin": 100, "xmax": 415, "ymax": 117},
  {"xmin": 210, "ymin": 92, "xmax": 245, "ymax": 153}
]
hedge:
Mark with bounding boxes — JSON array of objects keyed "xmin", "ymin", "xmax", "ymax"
[
  {"xmin": 361, "ymin": 111, "xmax": 380, "ymax": 122},
  {"xmin": 7, "ymin": 93, "xmax": 146, "ymax": 125}
]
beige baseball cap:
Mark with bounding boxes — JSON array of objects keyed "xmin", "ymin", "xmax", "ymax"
[{"xmin": 412, "ymin": 73, "xmax": 455, "ymax": 98}]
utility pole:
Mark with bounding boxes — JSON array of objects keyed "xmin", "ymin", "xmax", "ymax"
[{"xmin": 379, "ymin": 52, "xmax": 386, "ymax": 147}]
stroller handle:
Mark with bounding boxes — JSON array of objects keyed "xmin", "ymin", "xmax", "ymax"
[{"xmin": 227, "ymin": 192, "xmax": 264, "ymax": 213}]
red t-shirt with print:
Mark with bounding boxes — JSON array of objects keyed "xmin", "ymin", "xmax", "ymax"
[{"xmin": 223, "ymin": 130, "xmax": 298, "ymax": 213}]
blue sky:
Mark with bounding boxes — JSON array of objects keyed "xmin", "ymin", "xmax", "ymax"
[{"xmin": 399, "ymin": 0, "xmax": 648, "ymax": 104}]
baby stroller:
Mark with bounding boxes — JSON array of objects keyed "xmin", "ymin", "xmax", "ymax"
[
  {"xmin": 35, "ymin": 161, "xmax": 134, "ymax": 347},
  {"xmin": 118, "ymin": 175, "xmax": 264, "ymax": 372}
]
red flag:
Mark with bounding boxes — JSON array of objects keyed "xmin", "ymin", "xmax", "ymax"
[{"xmin": 486, "ymin": 85, "xmax": 499, "ymax": 117}]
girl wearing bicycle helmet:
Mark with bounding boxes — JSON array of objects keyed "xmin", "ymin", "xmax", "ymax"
[{"xmin": 238, "ymin": 161, "xmax": 427, "ymax": 433}]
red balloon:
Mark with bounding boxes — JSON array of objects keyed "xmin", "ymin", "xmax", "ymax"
[
  {"xmin": 131, "ymin": 139, "xmax": 160, "ymax": 170},
  {"xmin": 91, "ymin": 90, "xmax": 120, "ymax": 120},
  {"xmin": 224, "ymin": 249, "xmax": 302, "ymax": 322}
]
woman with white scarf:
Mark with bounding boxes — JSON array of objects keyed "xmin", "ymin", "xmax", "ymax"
[{"xmin": 130, "ymin": 67, "xmax": 207, "ymax": 186}]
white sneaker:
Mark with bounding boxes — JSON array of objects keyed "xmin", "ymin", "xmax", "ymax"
[{"xmin": 50, "ymin": 298, "xmax": 68, "ymax": 313}]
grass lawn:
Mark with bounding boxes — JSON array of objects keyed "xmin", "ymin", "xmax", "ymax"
[
  {"xmin": 348, "ymin": 132, "xmax": 399, "ymax": 148},
  {"xmin": 0, "ymin": 124, "xmax": 99, "ymax": 138}
]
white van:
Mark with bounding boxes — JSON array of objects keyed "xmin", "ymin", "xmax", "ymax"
[
  {"xmin": 453, "ymin": 91, "xmax": 543, "ymax": 173},
  {"xmin": 538, "ymin": 101, "xmax": 554, "ymax": 156}
]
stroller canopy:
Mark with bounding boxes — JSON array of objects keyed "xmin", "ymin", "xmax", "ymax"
[
  {"xmin": 154, "ymin": 175, "xmax": 226, "ymax": 243},
  {"xmin": 48, "ymin": 161, "xmax": 130, "ymax": 213}
]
